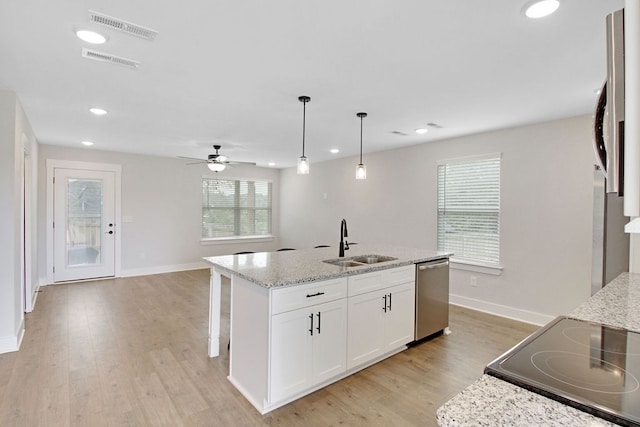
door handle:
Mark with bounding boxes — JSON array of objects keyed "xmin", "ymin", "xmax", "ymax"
[
  {"xmin": 306, "ymin": 291, "xmax": 325, "ymax": 298},
  {"xmin": 418, "ymin": 261, "xmax": 449, "ymax": 270},
  {"xmin": 316, "ymin": 312, "xmax": 321, "ymax": 334},
  {"xmin": 309, "ymin": 313, "xmax": 314, "ymax": 336},
  {"xmin": 383, "ymin": 295, "xmax": 387, "ymax": 313},
  {"xmin": 388, "ymin": 293, "xmax": 392, "ymax": 311}
]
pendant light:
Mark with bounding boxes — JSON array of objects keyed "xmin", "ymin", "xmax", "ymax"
[
  {"xmin": 297, "ymin": 96, "xmax": 311, "ymax": 175},
  {"xmin": 356, "ymin": 112, "xmax": 367, "ymax": 180}
]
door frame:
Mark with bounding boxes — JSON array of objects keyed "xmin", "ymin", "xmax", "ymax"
[{"xmin": 46, "ymin": 160, "xmax": 122, "ymax": 284}]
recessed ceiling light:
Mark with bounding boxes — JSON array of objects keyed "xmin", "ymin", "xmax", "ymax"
[
  {"xmin": 75, "ymin": 29, "xmax": 107, "ymax": 44},
  {"xmin": 523, "ymin": 0, "xmax": 560, "ymax": 19},
  {"xmin": 81, "ymin": 140, "xmax": 94, "ymax": 146},
  {"xmin": 415, "ymin": 128, "xmax": 429, "ymax": 135},
  {"xmin": 89, "ymin": 107, "xmax": 107, "ymax": 116},
  {"xmin": 330, "ymin": 149, "xmax": 340, "ymax": 154},
  {"xmin": 268, "ymin": 162, "xmax": 276, "ymax": 167}
]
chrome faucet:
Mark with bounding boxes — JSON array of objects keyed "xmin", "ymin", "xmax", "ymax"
[{"xmin": 339, "ymin": 218, "xmax": 349, "ymax": 257}]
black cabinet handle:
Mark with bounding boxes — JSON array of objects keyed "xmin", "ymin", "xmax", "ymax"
[
  {"xmin": 316, "ymin": 312, "xmax": 321, "ymax": 334},
  {"xmin": 306, "ymin": 292, "xmax": 325, "ymax": 298},
  {"xmin": 383, "ymin": 295, "xmax": 387, "ymax": 313},
  {"xmin": 388, "ymin": 293, "xmax": 392, "ymax": 311},
  {"xmin": 309, "ymin": 313, "xmax": 314, "ymax": 336}
]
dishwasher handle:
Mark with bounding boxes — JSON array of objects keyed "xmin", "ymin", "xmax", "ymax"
[{"xmin": 418, "ymin": 260, "xmax": 449, "ymax": 271}]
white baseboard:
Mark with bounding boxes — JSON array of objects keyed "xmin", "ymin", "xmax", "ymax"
[
  {"xmin": 450, "ymin": 294, "xmax": 553, "ymax": 326},
  {"xmin": 25, "ymin": 285, "xmax": 40, "ymax": 313},
  {"xmin": 119, "ymin": 261, "xmax": 209, "ymax": 278},
  {"xmin": 0, "ymin": 318, "xmax": 25, "ymax": 354}
]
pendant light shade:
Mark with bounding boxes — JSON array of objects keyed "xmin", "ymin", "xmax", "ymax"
[
  {"xmin": 297, "ymin": 96, "xmax": 311, "ymax": 175},
  {"xmin": 356, "ymin": 112, "xmax": 367, "ymax": 180}
]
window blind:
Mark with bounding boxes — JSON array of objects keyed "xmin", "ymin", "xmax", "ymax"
[
  {"xmin": 202, "ymin": 178, "xmax": 272, "ymax": 239},
  {"xmin": 437, "ymin": 155, "xmax": 501, "ymax": 264}
]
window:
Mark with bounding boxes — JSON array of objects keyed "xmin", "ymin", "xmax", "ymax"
[
  {"xmin": 202, "ymin": 178, "xmax": 272, "ymax": 239},
  {"xmin": 437, "ymin": 154, "xmax": 501, "ymax": 265}
]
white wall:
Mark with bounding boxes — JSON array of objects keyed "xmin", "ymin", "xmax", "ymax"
[
  {"xmin": 279, "ymin": 116, "xmax": 596, "ymax": 325},
  {"xmin": 0, "ymin": 90, "xmax": 38, "ymax": 353},
  {"xmin": 37, "ymin": 145, "xmax": 280, "ymax": 282}
]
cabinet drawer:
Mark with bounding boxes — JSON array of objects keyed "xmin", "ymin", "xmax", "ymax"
[
  {"xmin": 348, "ymin": 270, "xmax": 384, "ymax": 296},
  {"xmin": 271, "ymin": 278, "xmax": 347, "ymax": 314},
  {"xmin": 385, "ymin": 265, "xmax": 415, "ymax": 286},
  {"xmin": 348, "ymin": 265, "xmax": 415, "ymax": 296}
]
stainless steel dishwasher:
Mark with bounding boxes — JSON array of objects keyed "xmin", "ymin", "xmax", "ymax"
[{"xmin": 414, "ymin": 259, "xmax": 450, "ymax": 341}]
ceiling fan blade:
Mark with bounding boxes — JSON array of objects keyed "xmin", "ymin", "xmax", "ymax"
[
  {"xmin": 227, "ymin": 160, "xmax": 257, "ymax": 166},
  {"xmin": 186, "ymin": 161, "xmax": 208, "ymax": 165},
  {"xmin": 177, "ymin": 155, "xmax": 207, "ymax": 162}
]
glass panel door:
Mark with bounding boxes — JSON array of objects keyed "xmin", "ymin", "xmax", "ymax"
[{"xmin": 54, "ymin": 169, "xmax": 116, "ymax": 282}]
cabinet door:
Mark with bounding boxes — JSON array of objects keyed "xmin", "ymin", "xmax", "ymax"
[
  {"xmin": 312, "ymin": 299, "xmax": 347, "ymax": 383},
  {"xmin": 384, "ymin": 281, "xmax": 415, "ymax": 351},
  {"xmin": 270, "ymin": 307, "xmax": 314, "ymax": 402},
  {"xmin": 347, "ymin": 289, "xmax": 386, "ymax": 370}
]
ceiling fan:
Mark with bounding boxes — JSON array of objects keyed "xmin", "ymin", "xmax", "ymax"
[{"xmin": 179, "ymin": 145, "xmax": 256, "ymax": 172}]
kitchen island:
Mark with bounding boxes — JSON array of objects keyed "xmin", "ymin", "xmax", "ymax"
[
  {"xmin": 437, "ymin": 272, "xmax": 640, "ymax": 426},
  {"xmin": 204, "ymin": 244, "xmax": 449, "ymax": 414}
]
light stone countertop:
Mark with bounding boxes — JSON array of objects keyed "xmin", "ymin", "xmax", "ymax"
[
  {"xmin": 436, "ymin": 272, "xmax": 640, "ymax": 427},
  {"xmin": 203, "ymin": 244, "xmax": 450, "ymax": 288}
]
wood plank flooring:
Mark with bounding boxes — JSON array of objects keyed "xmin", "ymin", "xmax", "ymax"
[{"xmin": 0, "ymin": 269, "xmax": 538, "ymax": 426}]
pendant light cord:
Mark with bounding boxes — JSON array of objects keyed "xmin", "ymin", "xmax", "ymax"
[
  {"xmin": 298, "ymin": 96, "xmax": 310, "ymax": 158},
  {"xmin": 359, "ymin": 115, "xmax": 363, "ymax": 164},
  {"xmin": 302, "ymin": 100, "xmax": 306, "ymax": 157},
  {"xmin": 357, "ymin": 112, "xmax": 367, "ymax": 164}
]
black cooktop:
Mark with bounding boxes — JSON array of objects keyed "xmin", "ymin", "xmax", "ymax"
[{"xmin": 485, "ymin": 316, "xmax": 640, "ymax": 426}]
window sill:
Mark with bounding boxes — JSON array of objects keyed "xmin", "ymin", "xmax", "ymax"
[
  {"xmin": 450, "ymin": 258, "xmax": 503, "ymax": 276},
  {"xmin": 200, "ymin": 235, "xmax": 274, "ymax": 246}
]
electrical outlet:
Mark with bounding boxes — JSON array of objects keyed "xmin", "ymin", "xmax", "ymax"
[{"xmin": 470, "ymin": 276, "xmax": 477, "ymax": 287}]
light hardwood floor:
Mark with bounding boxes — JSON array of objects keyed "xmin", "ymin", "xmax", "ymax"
[{"xmin": 0, "ymin": 269, "xmax": 538, "ymax": 426}]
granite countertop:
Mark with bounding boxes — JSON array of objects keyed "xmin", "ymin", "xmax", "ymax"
[
  {"xmin": 203, "ymin": 244, "xmax": 450, "ymax": 288},
  {"xmin": 436, "ymin": 272, "xmax": 640, "ymax": 427}
]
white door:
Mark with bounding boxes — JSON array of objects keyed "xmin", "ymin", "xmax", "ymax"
[
  {"xmin": 270, "ymin": 307, "xmax": 314, "ymax": 402},
  {"xmin": 53, "ymin": 168, "xmax": 116, "ymax": 282},
  {"xmin": 384, "ymin": 282, "xmax": 416, "ymax": 351},
  {"xmin": 347, "ymin": 289, "xmax": 386, "ymax": 369},
  {"xmin": 312, "ymin": 299, "xmax": 347, "ymax": 383}
]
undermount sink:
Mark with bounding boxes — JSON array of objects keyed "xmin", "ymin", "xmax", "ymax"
[
  {"xmin": 351, "ymin": 255, "xmax": 397, "ymax": 264},
  {"xmin": 323, "ymin": 255, "xmax": 397, "ymax": 268},
  {"xmin": 325, "ymin": 260, "xmax": 365, "ymax": 267}
]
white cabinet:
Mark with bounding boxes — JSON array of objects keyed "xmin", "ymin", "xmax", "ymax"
[
  {"xmin": 226, "ymin": 264, "xmax": 417, "ymax": 414},
  {"xmin": 270, "ymin": 298, "xmax": 347, "ymax": 402},
  {"xmin": 347, "ymin": 268, "xmax": 415, "ymax": 370}
]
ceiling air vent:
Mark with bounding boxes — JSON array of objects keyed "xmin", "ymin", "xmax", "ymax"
[
  {"xmin": 88, "ymin": 10, "xmax": 158, "ymax": 41},
  {"xmin": 391, "ymin": 131, "xmax": 409, "ymax": 136},
  {"xmin": 82, "ymin": 48, "xmax": 140, "ymax": 69}
]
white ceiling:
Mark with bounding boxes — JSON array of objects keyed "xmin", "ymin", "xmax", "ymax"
[{"xmin": 0, "ymin": 0, "xmax": 624, "ymax": 168}]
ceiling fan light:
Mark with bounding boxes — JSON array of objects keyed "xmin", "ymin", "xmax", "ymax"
[
  {"xmin": 208, "ymin": 162, "xmax": 226, "ymax": 172},
  {"xmin": 297, "ymin": 156, "xmax": 309, "ymax": 175},
  {"xmin": 356, "ymin": 163, "xmax": 367, "ymax": 180}
]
